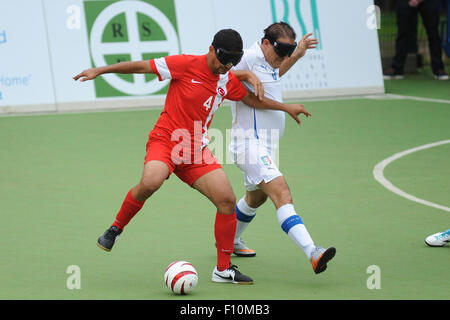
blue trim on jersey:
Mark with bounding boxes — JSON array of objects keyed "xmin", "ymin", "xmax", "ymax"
[
  {"xmin": 253, "ymin": 109, "xmax": 259, "ymax": 139},
  {"xmin": 236, "ymin": 205, "xmax": 256, "ymax": 223},
  {"xmin": 281, "ymin": 215, "xmax": 303, "ymax": 233}
]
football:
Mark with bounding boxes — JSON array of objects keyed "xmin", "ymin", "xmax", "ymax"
[{"xmin": 164, "ymin": 260, "xmax": 198, "ymax": 295}]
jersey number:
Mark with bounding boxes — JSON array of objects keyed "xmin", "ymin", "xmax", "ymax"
[{"xmin": 203, "ymin": 96, "xmax": 213, "ymax": 111}]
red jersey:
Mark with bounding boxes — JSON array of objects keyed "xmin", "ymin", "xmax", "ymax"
[{"xmin": 149, "ymin": 54, "xmax": 247, "ymax": 149}]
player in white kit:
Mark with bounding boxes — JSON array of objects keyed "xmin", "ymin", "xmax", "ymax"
[{"xmin": 229, "ymin": 22, "xmax": 336, "ymax": 274}]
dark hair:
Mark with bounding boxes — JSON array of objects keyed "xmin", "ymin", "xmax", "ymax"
[
  {"xmin": 212, "ymin": 29, "xmax": 243, "ymax": 53},
  {"xmin": 262, "ymin": 21, "xmax": 296, "ymax": 43}
]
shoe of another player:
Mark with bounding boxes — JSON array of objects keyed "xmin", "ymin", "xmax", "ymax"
[
  {"xmin": 425, "ymin": 229, "xmax": 450, "ymax": 247},
  {"xmin": 211, "ymin": 265, "xmax": 254, "ymax": 285},
  {"xmin": 433, "ymin": 70, "xmax": 449, "ymax": 80},
  {"xmin": 383, "ymin": 69, "xmax": 404, "ymax": 80},
  {"xmin": 234, "ymin": 238, "xmax": 256, "ymax": 257},
  {"xmin": 97, "ymin": 226, "xmax": 122, "ymax": 252},
  {"xmin": 310, "ymin": 246, "xmax": 336, "ymax": 274}
]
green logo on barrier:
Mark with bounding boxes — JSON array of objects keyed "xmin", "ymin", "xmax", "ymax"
[
  {"xmin": 270, "ymin": 0, "xmax": 322, "ymax": 50},
  {"xmin": 84, "ymin": 0, "xmax": 180, "ymax": 97}
]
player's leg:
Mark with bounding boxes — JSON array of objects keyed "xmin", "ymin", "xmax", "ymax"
[
  {"xmin": 97, "ymin": 160, "xmax": 170, "ymax": 252},
  {"xmin": 131, "ymin": 160, "xmax": 170, "ymax": 201},
  {"xmin": 245, "ymin": 189, "xmax": 269, "ymax": 208},
  {"xmin": 418, "ymin": 0, "xmax": 447, "ymax": 78},
  {"xmin": 259, "ymin": 176, "xmax": 336, "ymax": 274},
  {"xmin": 228, "ymin": 140, "xmax": 274, "ymax": 256},
  {"xmin": 233, "ymin": 189, "xmax": 268, "ymax": 256},
  {"xmin": 191, "ymin": 168, "xmax": 253, "ymax": 284},
  {"xmin": 259, "ymin": 176, "xmax": 314, "ymax": 257},
  {"xmin": 390, "ymin": 0, "xmax": 417, "ymax": 77}
]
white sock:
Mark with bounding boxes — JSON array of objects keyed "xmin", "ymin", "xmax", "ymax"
[
  {"xmin": 276, "ymin": 203, "xmax": 315, "ymax": 259},
  {"xmin": 234, "ymin": 196, "xmax": 257, "ymax": 243}
]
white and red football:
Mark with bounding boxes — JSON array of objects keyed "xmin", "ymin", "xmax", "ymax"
[{"xmin": 164, "ymin": 260, "xmax": 198, "ymax": 295}]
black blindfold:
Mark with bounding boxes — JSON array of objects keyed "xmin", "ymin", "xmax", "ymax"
[
  {"xmin": 215, "ymin": 47, "xmax": 244, "ymax": 67},
  {"xmin": 266, "ymin": 38, "xmax": 297, "ymax": 57}
]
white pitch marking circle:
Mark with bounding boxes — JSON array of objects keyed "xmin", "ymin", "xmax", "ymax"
[
  {"xmin": 90, "ymin": 1, "xmax": 179, "ymax": 95},
  {"xmin": 373, "ymin": 140, "xmax": 450, "ymax": 212}
]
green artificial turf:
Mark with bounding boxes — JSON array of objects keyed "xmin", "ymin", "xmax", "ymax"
[{"xmin": 1, "ymin": 93, "xmax": 449, "ymax": 300}]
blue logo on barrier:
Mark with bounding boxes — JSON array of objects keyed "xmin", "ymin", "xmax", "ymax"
[
  {"xmin": 0, "ymin": 75, "xmax": 31, "ymax": 87},
  {"xmin": 0, "ymin": 91, "xmax": 2, "ymax": 100},
  {"xmin": 0, "ymin": 30, "xmax": 6, "ymax": 44}
]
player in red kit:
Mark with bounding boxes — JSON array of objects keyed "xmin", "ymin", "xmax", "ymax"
[{"xmin": 73, "ymin": 29, "xmax": 310, "ymax": 284}]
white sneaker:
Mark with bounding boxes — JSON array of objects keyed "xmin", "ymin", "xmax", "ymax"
[
  {"xmin": 433, "ymin": 70, "xmax": 449, "ymax": 80},
  {"xmin": 425, "ymin": 229, "xmax": 450, "ymax": 247},
  {"xmin": 211, "ymin": 265, "xmax": 253, "ymax": 284}
]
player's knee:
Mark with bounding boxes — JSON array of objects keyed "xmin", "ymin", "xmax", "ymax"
[
  {"xmin": 136, "ymin": 178, "xmax": 163, "ymax": 199},
  {"xmin": 247, "ymin": 194, "xmax": 268, "ymax": 208},
  {"xmin": 256, "ymin": 194, "xmax": 269, "ymax": 207},
  {"xmin": 216, "ymin": 193, "xmax": 236, "ymax": 215}
]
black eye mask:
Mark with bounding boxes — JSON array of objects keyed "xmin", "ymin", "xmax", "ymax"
[
  {"xmin": 267, "ymin": 38, "xmax": 297, "ymax": 57},
  {"xmin": 215, "ymin": 47, "xmax": 244, "ymax": 66}
]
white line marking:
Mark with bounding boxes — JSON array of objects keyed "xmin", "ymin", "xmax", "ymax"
[
  {"xmin": 384, "ymin": 94, "xmax": 450, "ymax": 104},
  {"xmin": 373, "ymin": 140, "xmax": 450, "ymax": 212}
]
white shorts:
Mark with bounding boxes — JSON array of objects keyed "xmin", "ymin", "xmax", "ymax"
[{"xmin": 228, "ymin": 139, "xmax": 283, "ymax": 191}]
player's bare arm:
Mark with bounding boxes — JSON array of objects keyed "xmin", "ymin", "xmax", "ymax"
[
  {"xmin": 279, "ymin": 33, "xmax": 319, "ymax": 77},
  {"xmin": 73, "ymin": 60, "xmax": 153, "ymax": 82},
  {"xmin": 231, "ymin": 70, "xmax": 264, "ymax": 101},
  {"xmin": 242, "ymin": 91, "xmax": 311, "ymax": 124}
]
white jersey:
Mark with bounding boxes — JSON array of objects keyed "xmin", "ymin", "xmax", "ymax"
[{"xmin": 230, "ymin": 41, "xmax": 285, "ymax": 146}]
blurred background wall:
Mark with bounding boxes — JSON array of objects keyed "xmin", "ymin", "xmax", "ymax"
[{"xmin": 375, "ymin": 0, "xmax": 450, "ymax": 73}]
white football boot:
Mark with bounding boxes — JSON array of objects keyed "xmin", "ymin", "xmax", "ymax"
[{"xmin": 425, "ymin": 229, "xmax": 450, "ymax": 247}]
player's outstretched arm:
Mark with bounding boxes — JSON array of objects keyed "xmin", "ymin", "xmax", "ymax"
[
  {"xmin": 279, "ymin": 33, "xmax": 318, "ymax": 77},
  {"xmin": 241, "ymin": 91, "xmax": 311, "ymax": 125},
  {"xmin": 231, "ymin": 70, "xmax": 264, "ymax": 101},
  {"xmin": 73, "ymin": 61, "xmax": 153, "ymax": 82}
]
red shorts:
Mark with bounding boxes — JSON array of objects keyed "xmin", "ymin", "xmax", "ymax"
[{"xmin": 144, "ymin": 128, "xmax": 222, "ymax": 186}]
